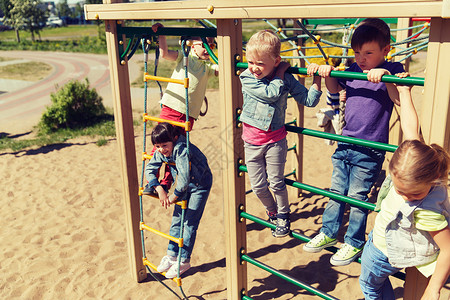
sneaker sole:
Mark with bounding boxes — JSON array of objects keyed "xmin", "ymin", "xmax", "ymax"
[
  {"xmin": 303, "ymin": 239, "xmax": 337, "ymax": 253},
  {"xmin": 330, "ymin": 251, "xmax": 362, "ymax": 266},
  {"xmin": 274, "ymin": 231, "xmax": 289, "ymax": 237}
]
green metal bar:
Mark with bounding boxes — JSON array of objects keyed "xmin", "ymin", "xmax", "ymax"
[
  {"xmin": 201, "ymin": 37, "xmax": 218, "ymax": 64},
  {"xmin": 239, "ymin": 210, "xmax": 406, "ymax": 280},
  {"xmin": 236, "ymin": 62, "xmax": 424, "ymax": 86},
  {"xmin": 117, "ymin": 25, "xmax": 217, "ymax": 38},
  {"xmin": 285, "ymin": 125, "xmax": 398, "ymax": 153},
  {"xmin": 286, "ymin": 178, "xmax": 377, "ymax": 211},
  {"xmin": 241, "ymin": 254, "xmax": 339, "ymax": 300},
  {"xmin": 120, "ymin": 37, "xmax": 133, "ymax": 59},
  {"xmin": 242, "ymin": 296, "xmax": 253, "ymax": 300},
  {"xmin": 238, "ymin": 165, "xmax": 376, "ymax": 211},
  {"xmin": 285, "ymin": 119, "xmax": 297, "ymax": 126},
  {"xmin": 284, "ymin": 170, "xmax": 296, "ymax": 177},
  {"xmin": 287, "ymin": 144, "xmax": 296, "ymax": 151}
]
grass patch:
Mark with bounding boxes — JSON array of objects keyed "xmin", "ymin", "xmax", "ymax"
[
  {"xmin": 0, "ymin": 116, "xmax": 116, "ymax": 152},
  {"xmin": 0, "ymin": 61, "xmax": 53, "ymax": 81},
  {"xmin": 0, "ymin": 25, "xmax": 100, "ymax": 41}
]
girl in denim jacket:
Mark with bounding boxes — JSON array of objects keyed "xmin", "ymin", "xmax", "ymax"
[
  {"xmin": 239, "ymin": 30, "xmax": 322, "ymax": 237},
  {"xmin": 359, "ymin": 76, "xmax": 450, "ymax": 300},
  {"xmin": 145, "ymin": 122, "xmax": 213, "ymax": 279}
]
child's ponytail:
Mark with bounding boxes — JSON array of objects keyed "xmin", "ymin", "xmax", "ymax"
[{"xmin": 430, "ymin": 143, "xmax": 450, "ymax": 184}]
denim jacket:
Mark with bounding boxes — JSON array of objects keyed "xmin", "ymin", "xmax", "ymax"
[
  {"xmin": 239, "ymin": 69, "xmax": 322, "ymax": 131},
  {"xmin": 145, "ymin": 135, "xmax": 212, "ymax": 198},
  {"xmin": 376, "ymin": 176, "xmax": 450, "ymax": 268}
]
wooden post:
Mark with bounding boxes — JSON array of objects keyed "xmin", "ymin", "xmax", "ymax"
[
  {"xmin": 289, "ymin": 19, "xmax": 305, "ymax": 198},
  {"xmin": 216, "ymin": 19, "xmax": 247, "ymax": 300},
  {"xmin": 420, "ymin": 17, "xmax": 450, "ymax": 150},
  {"xmin": 404, "ymin": 267, "xmax": 430, "ymax": 300},
  {"xmin": 104, "ymin": 1, "xmax": 146, "ymax": 282},
  {"xmin": 404, "ymin": 16, "xmax": 450, "ymax": 299}
]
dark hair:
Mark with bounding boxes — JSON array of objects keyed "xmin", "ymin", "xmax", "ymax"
[
  {"xmin": 351, "ymin": 22, "xmax": 390, "ymax": 51},
  {"xmin": 151, "ymin": 122, "xmax": 177, "ymax": 145}
]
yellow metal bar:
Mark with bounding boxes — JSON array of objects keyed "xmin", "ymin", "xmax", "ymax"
[
  {"xmin": 143, "ymin": 258, "xmax": 182, "ymax": 286},
  {"xmin": 140, "ymin": 222, "xmax": 183, "ymax": 247},
  {"xmin": 139, "ymin": 187, "xmax": 159, "ymax": 198},
  {"xmin": 142, "ymin": 152, "xmax": 153, "ymax": 161},
  {"xmin": 176, "ymin": 199, "xmax": 188, "ymax": 209},
  {"xmin": 143, "ymin": 113, "xmax": 191, "ymax": 132},
  {"xmin": 143, "ymin": 72, "xmax": 189, "ymax": 88}
]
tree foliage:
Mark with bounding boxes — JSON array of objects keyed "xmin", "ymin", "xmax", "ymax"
[
  {"xmin": 55, "ymin": 0, "xmax": 71, "ymax": 18},
  {"xmin": 4, "ymin": 0, "xmax": 48, "ymax": 42},
  {"xmin": 38, "ymin": 78, "xmax": 106, "ymax": 133}
]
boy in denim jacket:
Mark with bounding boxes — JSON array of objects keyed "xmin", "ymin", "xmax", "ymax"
[
  {"xmin": 240, "ymin": 29, "xmax": 322, "ymax": 237},
  {"xmin": 145, "ymin": 122, "xmax": 213, "ymax": 279}
]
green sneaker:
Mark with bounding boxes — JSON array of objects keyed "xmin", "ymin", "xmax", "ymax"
[
  {"xmin": 330, "ymin": 243, "xmax": 363, "ymax": 266},
  {"xmin": 303, "ymin": 232, "xmax": 337, "ymax": 253}
]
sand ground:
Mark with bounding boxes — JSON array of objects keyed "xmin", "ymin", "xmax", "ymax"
[{"xmin": 1, "ymin": 51, "xmax": 449, "ymax": 300}]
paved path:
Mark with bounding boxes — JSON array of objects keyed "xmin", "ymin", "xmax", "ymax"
[{"xmin": 0, "ymin": 50, "xmax": 145, "ymax": 136}]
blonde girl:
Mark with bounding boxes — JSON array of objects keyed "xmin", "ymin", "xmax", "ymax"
[{"xmin": 359, "ymin": 74, "xmax": 450, "ymax": 300}]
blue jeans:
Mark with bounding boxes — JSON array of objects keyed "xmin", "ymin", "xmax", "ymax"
[
  {"xmin": 167, "ymin": 170, "xmax": 212, "ymax": 259},
  {"xmin": 359, "ymin": 232, "xmax": 401, "ymax": 299},
  {"xmin": 244, "ymin": 138, "xmax": 289, "ymax": 215},
  {"xmin": 321, "ymin": 143, "xmax": 384, "ymax": 249}
]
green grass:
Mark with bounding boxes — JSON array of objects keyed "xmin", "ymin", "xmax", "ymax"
[
  {"xmin": 0, "ymin": 61, "xmax": 53, "ymax": 81},
  {"xmin": 0, "ymin": 117, "xmax": 116, "ymax": 152},
  {"xmin": 0, "ymin": 24, "xmax": 100, "ymax": 41}
]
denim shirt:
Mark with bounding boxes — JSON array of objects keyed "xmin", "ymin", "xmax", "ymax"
[
  {"xmin": 377, "ymin": 177, "xmax": 450, "ymax": 268},
  {"xmin": 239, "ymin": 69, "xmax": 322, "ymax": 131},
  {"xmin": 145, "ymin": 135, "xmax": 212, "ymax": 198}
]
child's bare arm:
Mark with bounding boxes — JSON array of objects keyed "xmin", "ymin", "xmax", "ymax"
[
  {"xmin": 152, "ymin": 23, "xmax": 178, "ymax": 61},
  {"xmin": 422, "ymin": 227, "xmax": 450, "ymax": 300},
  {"xmin": 396, "ymin": 72, "xmax": 420, "ymax": 141},
  {"xmin": 317, "ymin": 65, "xmax": 341, "ymax": 93},
  {"xmin": 155, "ymin": 185, "xmax": 171, "ymax": 209}
]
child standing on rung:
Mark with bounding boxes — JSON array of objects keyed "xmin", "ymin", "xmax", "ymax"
[
  {"xmin": 303, "ymin": 18, "xmax": 405, "ymax": 266},
  {"xmin": 240, "ymin": 29, "xmax": 322, "ymax": 237},
  {"xmin": 359, "ymin": 75, "xmax": 450, "ymax": 299},
  {"xmin": 143, "ymin": 22, "xmax": 218, "ymax": 195},
  {"xmin": 145, "ymin": 122, "xmax": 213, "ymax": 279}
]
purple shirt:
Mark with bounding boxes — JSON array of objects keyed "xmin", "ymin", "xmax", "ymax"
[{"xmin": 338, "ymin": 61, "xmax": 405, "ymax": 143}]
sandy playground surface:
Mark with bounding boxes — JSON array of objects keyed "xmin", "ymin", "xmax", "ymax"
[{"xmin": 1, "ymin": 51, "xmax": 449, "ymax": 300}]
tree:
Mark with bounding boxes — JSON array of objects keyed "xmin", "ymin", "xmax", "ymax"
[
  {"xmin": 6, "ymin": 0, "xmax": 48, "ymax": 42},
  {"xmin": 55, "ymin": 0, "xmax": 70, "ymax": 18},
  {"xmin": 0, "ymin": 0, "xmax": 21, "ymax": 42}
]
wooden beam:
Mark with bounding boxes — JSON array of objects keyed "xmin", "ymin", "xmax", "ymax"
[
  {"xmin": 217, "ymin": 19, "xmax": 247, "ymax": 300},
  {"xmin": 421, "ymin": 17, "xmax": 450, "ymax": 149},
  {"xmin": 85, "ymin": 0, "xmax": 444, "ymax": 21},
  {"xmin": 104, "ymin": 18, "xmax": 146, "ymax": 283}
]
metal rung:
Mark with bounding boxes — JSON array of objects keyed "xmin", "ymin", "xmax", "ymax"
[
  {"xmin": 140, "ymin": 222, "xmax": 184, "ymax": 247},
  {"xmin": 143, "ymin": 114, "xmax": 191, "ymax": 132},
  {"xmin": 143, "ymin": 258, "xmax": 182, "ymax": 286},
  {"xmin": 144, "ymin": 72, "xmax": 189, "ymax": 88}
]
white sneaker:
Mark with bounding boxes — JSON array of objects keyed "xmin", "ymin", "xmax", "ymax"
[
  {"xmin": 165, "ymin": 261, "xmax": 191, "ymax": 279},
  {"xmin": 156, "ymin": 255, "xmax": 176, "ymax": 273}
]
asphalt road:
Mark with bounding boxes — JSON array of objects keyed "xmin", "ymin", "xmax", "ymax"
[{"xmin": 0, "ymin": 50, "xmax": 143, "ymax": 137}]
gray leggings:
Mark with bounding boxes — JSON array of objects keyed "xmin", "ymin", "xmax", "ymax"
[{"xmin": 244, "ymin": 138, "xmax": 289, "ymax": 215}]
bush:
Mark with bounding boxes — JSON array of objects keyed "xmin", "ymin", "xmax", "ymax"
[{"xmin": 38, "ymin": 78, "xmax": 106, "ymax": 133}]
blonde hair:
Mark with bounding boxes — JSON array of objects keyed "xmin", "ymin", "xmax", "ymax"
[
  {"xmin": 389, "ymin": 140, "xmax": 450, "ymax": 186},
  {"xmin": 246, "ymin": 29, "xmax": 281, "ymax": 59}
]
